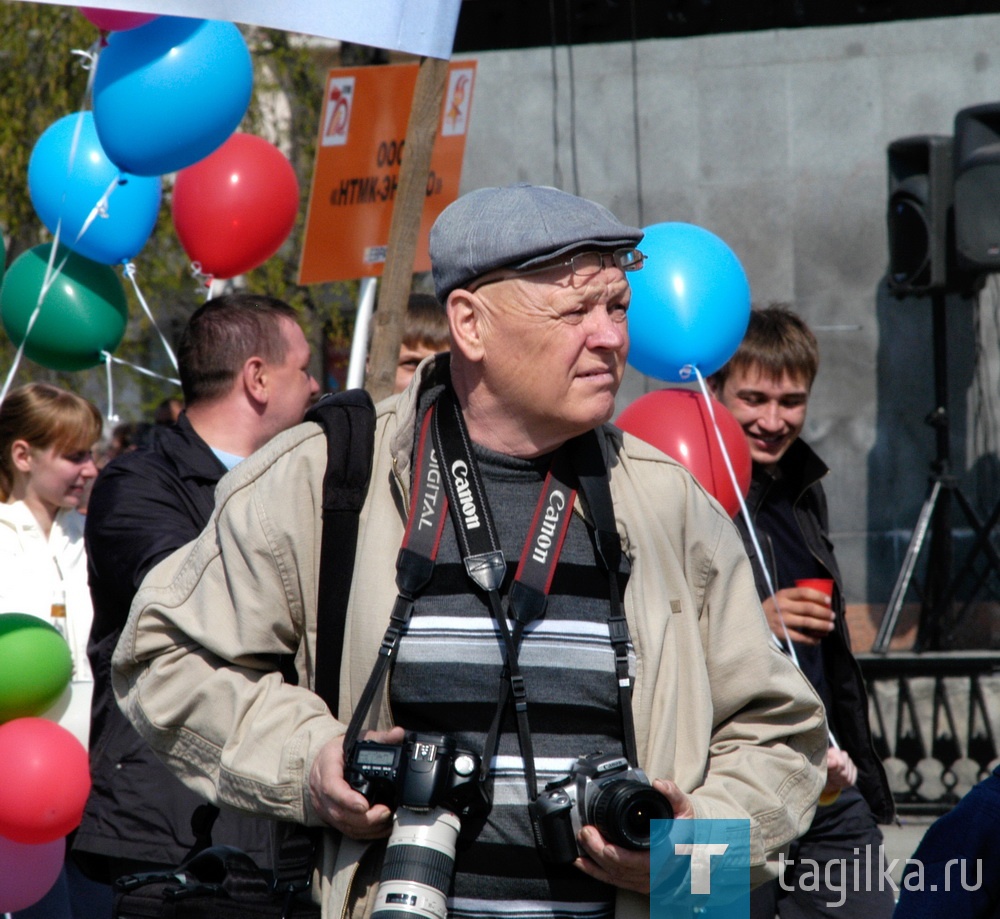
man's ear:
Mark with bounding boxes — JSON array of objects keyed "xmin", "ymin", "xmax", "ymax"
[
  {"xmin": 447, "ymin": 290, "xmax": 486, "ymax": 363},
  {"xmin": 242, "ymin": 356, "xmax": 269, "ymax": 405}
]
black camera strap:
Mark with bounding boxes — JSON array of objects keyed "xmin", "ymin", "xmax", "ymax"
[
  {"xmin": 432, "ymin": 387, "xmax": 638, "ymax": 799},
  {"xmin": 567, "ymin": 431, "xmax": 639, "ymax": 771},
  {"xmin": 343, "ymin": 408, "xmax": 443, "ymax": 752},
  {"xmin": 431, "ymin": 387, "xmax": 573, "ymax": 800}
]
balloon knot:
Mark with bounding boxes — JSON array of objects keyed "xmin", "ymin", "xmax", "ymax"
[
  {"xmin": 189, "ymin": 262, "xmax": 214, "ymax": 298},
  {"xmin": 71, "ymin": 48, "xmax": 98, "ymax": 70},
  {"xmin": 678, "ymin": 364, "xmax": 695, "ymax": 381}
]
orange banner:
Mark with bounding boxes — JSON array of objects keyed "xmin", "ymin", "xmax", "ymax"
[{"xmin": 299, "ymin": 61, "xmax": 476, "ymax": 285}]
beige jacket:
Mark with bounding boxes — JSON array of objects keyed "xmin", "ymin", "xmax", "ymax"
[{"xmin": 114, "ymin": 363, "xmax": 826, "ymax": 918}]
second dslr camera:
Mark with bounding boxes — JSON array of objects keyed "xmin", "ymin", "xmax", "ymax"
[{"xmin": 530, "ymin": 751, "xmax": 672, "ymax": 864}]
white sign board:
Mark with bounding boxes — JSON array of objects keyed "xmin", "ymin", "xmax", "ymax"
[{"xmin": 8, "ymin": 0, "xmax": 462, "ymax": 59}]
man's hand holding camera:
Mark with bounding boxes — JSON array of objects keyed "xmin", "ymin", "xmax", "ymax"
[
  {"xmin": 575, "ymin": 777, "xmax": 693, "ymax": 894},
  {"xmin": 308, "ymin": 726, "xmax": 405, "ymax": 840}
]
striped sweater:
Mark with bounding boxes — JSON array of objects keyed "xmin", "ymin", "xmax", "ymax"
[{"xmin": 390, "ymin": 443, "xmax": 634, "ymax": 919}]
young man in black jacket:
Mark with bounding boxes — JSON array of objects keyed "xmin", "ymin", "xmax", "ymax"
[
  {"xmin": 73, "ymin": 293, "xmax": 318, "ymax": 896},
  {"xmin": 709, "ymin": 305, "xmax": 895, "ymax": 919}
]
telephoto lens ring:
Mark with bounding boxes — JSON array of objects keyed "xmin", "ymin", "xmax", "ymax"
[
  {"xmin": 590, "ymin": 780, "xmax": 673, "ymax": 849},
  {"xmin": 371, "ymin": 807, "xmax": 461, "ymax": 919}
]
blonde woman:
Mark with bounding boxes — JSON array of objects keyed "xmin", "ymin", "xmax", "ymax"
[
  {"xmin": 0, "ymin": 382, "xmax": 100, "ymax": 748},
  {"xmin": 0, "ymin": 383, "xmax": 104, "ymax": 919}
]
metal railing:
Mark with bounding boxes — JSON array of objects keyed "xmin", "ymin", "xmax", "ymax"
[{"xmin": 857, "ymin": 651, "xmax": 1000, "ymax": 813}]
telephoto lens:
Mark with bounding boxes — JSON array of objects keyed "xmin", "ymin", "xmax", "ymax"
[{"xmin": 370, "ymin": 807, "xmax": 461, "ymax": 919}]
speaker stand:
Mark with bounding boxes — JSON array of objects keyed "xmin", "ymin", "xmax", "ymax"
[{"xmin": 872, "ymin": 291, "xmax": 1000, "ymax": 652}]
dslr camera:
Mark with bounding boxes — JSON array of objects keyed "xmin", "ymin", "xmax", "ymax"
[
  {"xmin": 346, "ymin": 731, "xmax": 479, "ymax": 812},
  {"xmin": 530, "ymin": 751, "xmax": 672, "ymax": 865},
  {"xmin": 346, "ymin": 732, "xmax": 480, "ymax": 919}
]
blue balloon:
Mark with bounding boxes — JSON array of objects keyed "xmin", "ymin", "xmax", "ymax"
[
  {"xmin": 28, "ymin": 112, "xmax": 161, "ymax": 265},
  {"xmin": 626, "ymin": 222, "xmax": 751, "ymax": 382},
  {"xmin": 92, "ymin": 17, "xmax": 253, "ymax": 177}
]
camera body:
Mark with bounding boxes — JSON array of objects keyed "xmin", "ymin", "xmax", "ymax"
[
  {"xmin": 530, "ymin": 751, "xmax": 672, "ymax": 865},
  {"xmin": 346, "ymin": 731, "xmax": 480, "ymax": 812},
  {"xmin": 346, "ymin": 733, "xmax": 481, "ymax": 919}
]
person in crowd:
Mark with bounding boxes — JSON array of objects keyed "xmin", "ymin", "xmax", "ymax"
[
  {"xmin": 708, "ymin": 304, "xmax": 895, "ymax": 918},
  {"xmin": 0, "ymin": 382, "xmax": 103, "ymax": 919},
  {"xmin": 114, "ymin": 185, "xmax": 827, "ymax": 919},
  {"xmin": 72, "ymin": 293, "xmax": 319, "ymax": 899},
  {"xmin": 105, "ymin": 420, "xmax": 156, "ymax": 460},
  {"xmin": 893, "ymin": 763, "xmax": 1000, "ymax": 918},
  {"xmin": 392, "ymin": 291, "xmax": 450, "ymax": 394},
  {"xmin": 153, "ymin": 396, "xmax": 183, "ymax": 426}
]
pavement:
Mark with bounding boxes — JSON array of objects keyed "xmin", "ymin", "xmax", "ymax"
[{"xmin": 882, "ymin": 815, "xmax": 936, "ymax": 884}]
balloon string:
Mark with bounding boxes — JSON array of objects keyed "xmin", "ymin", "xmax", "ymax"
[
  {"xmin": 122, "ymin": 262, "xmax": 179, "ymax": 372},
  {"xmin": 0, "ymin": 248, "xmax": 63, "ymax": 406},
  {"xmin": 53, "ymin": 103, "xmax": 116, "ymax": 264},
  {"xmin": 691, "ymin": 367, "xmax": 800, "ymax": 669},
  {"xmin": 0, "ymin": 341, "xmax": 27, "ymax": 407},
  {"xmin": 78, "ymin": 175, "xmax": 120, "ymax": 236},
  {"xmin": 692, "ymin": 367, "xmax": 837, "ymax": 750},
  {"xmin": 101, "ymin": 351, "xmax": 180, "ymax": 387},
  {"xmin": 103, "ymin": 351, "xmax": 119, "ymax": 423},
  {"xmin": 71, "ymin": 36, "xmax": 102, "ymax": 109},
  {"xmin": 0, "ymin": 50, "xmax": 107, "ymax": 411}
]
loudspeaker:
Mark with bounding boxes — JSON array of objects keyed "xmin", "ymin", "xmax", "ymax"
[
  {"xmin": 954, "ymin": 102, "xmax": 1000, "ymax": 271},
  {"xmin": 886, "ymin": 134, "xmax": 953, "ymax": 294}
]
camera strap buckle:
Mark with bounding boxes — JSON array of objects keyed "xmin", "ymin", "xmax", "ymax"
[{"xmin": 509, "ymin": 673, "xmax": 527, "ymax": 710}]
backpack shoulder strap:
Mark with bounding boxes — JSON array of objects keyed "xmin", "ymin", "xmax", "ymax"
[{"xmin": 304, "ymin": 389, "xmax": 377, "ymax": 715}]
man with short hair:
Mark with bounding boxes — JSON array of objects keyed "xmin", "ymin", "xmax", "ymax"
[
  {"xmin": 114, "ymin": 186, "xmax": 827, "ymax": 919},
  {"xmin": 74, "ymin": 293, "xmax": 319, "ymax": 887},
  {"xmin": 708, "ymin": 305, "xmax": 894, "ymax": 918}
]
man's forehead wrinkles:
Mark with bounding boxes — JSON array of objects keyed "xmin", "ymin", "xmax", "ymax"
[{"xmin": 575, "ymin": 273, "xmax": 629, "ymax": 303}]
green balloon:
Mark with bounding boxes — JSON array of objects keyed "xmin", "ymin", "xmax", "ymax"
[
  {"xmin": 0, "ymin": 243, "xmax": 127, "ymax": 371},
  {"xmin": 0, "ymin": 613, "xmax": 73, "ymax": 724}
]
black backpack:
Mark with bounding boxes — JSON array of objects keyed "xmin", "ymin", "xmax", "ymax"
[{"xmin": 112, "ymin": 390, "xmax": 377, "ymax": 919}]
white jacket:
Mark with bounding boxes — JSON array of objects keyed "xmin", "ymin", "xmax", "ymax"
[{"xmin": 0, "ymin": 500, "xmax": 94, "ymax": 747}]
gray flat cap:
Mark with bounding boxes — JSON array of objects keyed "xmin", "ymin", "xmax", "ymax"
[{"xmin": 429, "ymin": 184, "xmax": 643, "ymax": 301}]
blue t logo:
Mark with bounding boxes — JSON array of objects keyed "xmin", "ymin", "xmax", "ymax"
[{"xmin": 652, "ymin": 820, "xmax": 750, "ymax": 918}]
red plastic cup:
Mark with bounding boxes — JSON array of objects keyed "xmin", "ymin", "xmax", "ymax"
[{"xmin": 795, "ymin": 578, "xmax": 834, "ymax": 599}]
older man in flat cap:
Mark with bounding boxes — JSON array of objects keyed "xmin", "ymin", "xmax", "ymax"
[{"xmin": 115, "ymin": 184, "xmax": 826, "ymax": 919}]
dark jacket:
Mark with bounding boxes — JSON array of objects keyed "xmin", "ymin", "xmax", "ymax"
[
  {"xmin": 734, "ymin": 437, "xmax": 895, "ymax": 823},
  {"xmin": 73, "ymin": 414, "xmax": 275, "ymax": 874},
  {"xmin": 894, "ymin": 765, "xmax": 1000, "ymax": 918}
]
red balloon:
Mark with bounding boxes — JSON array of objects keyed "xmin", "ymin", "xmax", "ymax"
[
  {"xmin": 617, "ymin": 388, "xmax": 752, "ymax": 517},
  {"xmin": 80, "ymin": 7, "xmax": 158, "ymax": 30},
  {"xmin": 172, "ymin": 133, "xmax": 299, "ymax": 280},
  {"xmin": 0, "ymin": 717, "xmax": 91, "ymax": 844}
]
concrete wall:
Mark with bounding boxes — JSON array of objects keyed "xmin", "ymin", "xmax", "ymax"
[{"xmin": 453, "ymin": 14, "xmax": 1000, "ymax": 634}]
